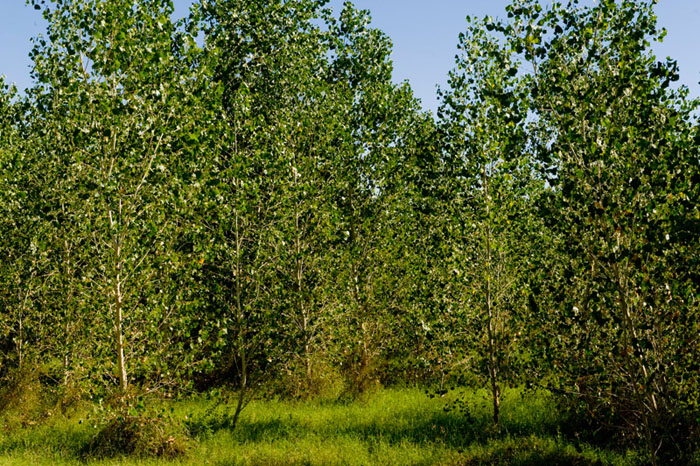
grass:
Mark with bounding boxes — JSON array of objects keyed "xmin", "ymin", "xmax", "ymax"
[{"xmin": 0, "ymin": 387, "xmax": 645, "ymax": 465}]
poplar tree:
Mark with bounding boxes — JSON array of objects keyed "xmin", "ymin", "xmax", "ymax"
[
  {"xmin": 28, "ymin": 0, "xmax": 200, "ymax": 393},
  {"xmin": 439, "ymin": 16, "xmax": 535, "ymax": 425},
  {"xmin": 491, "ymin": 0, "xmax": 700, "ymax": 461}
]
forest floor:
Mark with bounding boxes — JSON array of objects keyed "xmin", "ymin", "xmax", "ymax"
[{"xmin": 0, "ymin": 387, "xmax": 645, "ymax": 465}]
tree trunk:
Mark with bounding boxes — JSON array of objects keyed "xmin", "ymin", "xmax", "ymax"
[
  {"xmin": 17, "ymin": 311, "xmax": 23, "ymax": 371},
  {"xmin": 293, "ymin": 165, "xmax": 312, "ymax": 391},
  {"xmin": 114, "ymin": 274, "xmax": 128, "ymax": 392},
  {"xmin": 231, "ymin": 211, "xmax": 248, "ymax": 430},
  {"xmin": 486, "ymin": 276, "xmax": 500, "ymax": 426},
  {"xmin": 17, "ymin": 280, "xmax": 33, "ymax": 371},
  {"xmin": 483, "ymin": 166, "xmax": 499, "ymax": 426}
]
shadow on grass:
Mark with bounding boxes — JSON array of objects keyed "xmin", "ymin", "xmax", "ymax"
[
  {"xmin": 181, "ymin": 393, "xmax": 634, "ymax": 465},
  {"xmin": 445, "ymin": 441, "xmax": 607, "ymax": 466},
  {"xmin": 185, "ymin": 408, "xmax": 303, "ymax": 442},
  {"xmin": 215, "ymin": 405, "xmax": 559, "ymax": 448},
  {"xmin": 0, "ymin": 424, "xmax": 93, "ymax": 459}
]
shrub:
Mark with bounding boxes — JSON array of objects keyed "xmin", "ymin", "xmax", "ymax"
[
  {"xmin": 82, "ymin": 412, "xmax": 188, "ymax": 459},
  {"xmin": 0, "ymin": 365, "xmax": 53, "ymax": 429}
]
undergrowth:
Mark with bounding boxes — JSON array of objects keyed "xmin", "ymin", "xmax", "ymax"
[{"xmin": 0, "ymin": 387, "xmax": 654, "ymax": 465}]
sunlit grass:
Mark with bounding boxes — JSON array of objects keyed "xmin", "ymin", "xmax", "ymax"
[{"xmin": 0, "ymin": 387, "xmax": 644, "ymax": 465}]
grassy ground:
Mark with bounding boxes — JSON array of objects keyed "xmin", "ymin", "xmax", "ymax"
[{"xmin": 0, "ymin": 387, "xmax": 645, "ymax": 465}]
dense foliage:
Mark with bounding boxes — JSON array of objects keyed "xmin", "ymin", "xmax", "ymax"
[{"xmin": 1, "ymin": 0, "xmax": 698, "ymax": 463}]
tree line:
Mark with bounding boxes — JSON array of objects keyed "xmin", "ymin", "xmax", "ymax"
[{"xmin": 1, "ymin": 0, "xmax": 699, "ymax": 463}]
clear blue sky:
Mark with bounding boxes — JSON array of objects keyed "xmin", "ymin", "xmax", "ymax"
[{"xmin": 1, "ymin": 0, "xmax": 698, "ymax": 113}]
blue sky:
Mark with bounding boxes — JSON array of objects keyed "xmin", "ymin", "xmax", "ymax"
[{"xmin": 1, "ymin": 0, "xmax": 698, "ymax": 113}]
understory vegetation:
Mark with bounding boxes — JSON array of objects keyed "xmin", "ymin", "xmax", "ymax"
[
  {"xmin": 0, "ymin": 388, "xmax": 649, "ymax": 465},
  {"xmin": 1, "ymin": 0, "xmax": 699, "ymax": 464}
]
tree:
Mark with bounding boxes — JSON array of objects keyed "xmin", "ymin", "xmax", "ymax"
[
  {"xmin": 193, "ymin": 0, "xmax": 340, "ymax": 418},
  {"xmin": 491, "ymin": 0, "xmax": 700, "ymax": 461},
  {"xmin": 0, "ymin": 79, "xmax": 60, "ymax": 381},
  {"xmin": 321, "ymin": 2, "xmax": 432, "ymax": 392},
  {"xmin": 438, "ymin": 15, "xmax": 536, "ymax": 425},
  {"xmin": 28, "ymin": 0, "xmax": 201, "ymax": 393}
]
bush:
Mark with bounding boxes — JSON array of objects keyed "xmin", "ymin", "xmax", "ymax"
[
  {"xmin": 0, "ymin": 365, "xmax": 53, "ymax": 429},
  {"xmin": 82, "ymin": 413, "xmax": 188, "ymax": 459}
]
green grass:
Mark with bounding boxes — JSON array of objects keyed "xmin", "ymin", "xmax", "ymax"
[{"xmin": 0, "ymin": 387, "xmax": 644, "ymax": 465}]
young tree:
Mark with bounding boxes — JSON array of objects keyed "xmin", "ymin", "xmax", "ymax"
[
  {"xmin": 0, "ymin": 80, "xmax": 34, "ymax": 374},
  {"xmin": 194, "ymin": 0, "xmax": 337, "ymax": 416},
  {"xmin": 321, "ymin": 2, "xmax": 432, "ymax": 392},
  {"xmin": 438, "ymin": 16, "xmax": 535, "ymax": 425},
  {"xmin": 28, "ymin": 0, "xmax": 201, "ymax": 393}
]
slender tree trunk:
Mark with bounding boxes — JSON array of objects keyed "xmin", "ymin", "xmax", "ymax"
[
  {"xmin": 63, "ymin": 352, "xmax": 70, "ymax": 386},
  {"xmin": 17, "ymin": 311, "xmax": 23, "ymax": 371},
  {"xmin": 231, "ymin": 211, "xmax": 248, "ymax": 430},
  {"xmin": 348, "ymin": 197, "xmax": 372, "ymax": 392},
  {"xmin": 483, "ymin": 167, "xmax": 499, "ymax": 426},
  {"xmin": 352, "ymin": 261, "xmax": 372, "ymax": 390},
  {"xmin": 485, "ymin": 265, "xmax": 500, "ymax": 425},
  {"xmin": 302, "ymin": 313, "xmax": 312, "ymax": 388},
  {"xmin": 111, "ymin": 204, "xmax": 128, "ymax": 392},
  {"xmin": 293, "ymin": 159, "xmax": 312, "ymax": 391},
  {"xmin": 63, "ymin": 242, "xmax": 72, "ymax": 386},
  {"xmin": 360, "ymin": 320, "xmax": 369, "ymax": 386},
  {"xmin": 231, "ymin": 368, "xmax": 247, "ymax": 429},
  {"xmin": 230, "ymin": 319, "xmax": 247, "ymax": 429},
  {"xmin": 114, "ymin": 272, "xmax": 128, "ymax": 392},
  {"xmin": 63, "ymin": 314, "xmax": 71, "ymax": 386},
  {"xmin": 17, "ymin": 281, "xmax": 33, "ymax": 371},
  {"xmin": 485, "ymin": 231, "xmax": 500, "ymax": 425}
]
